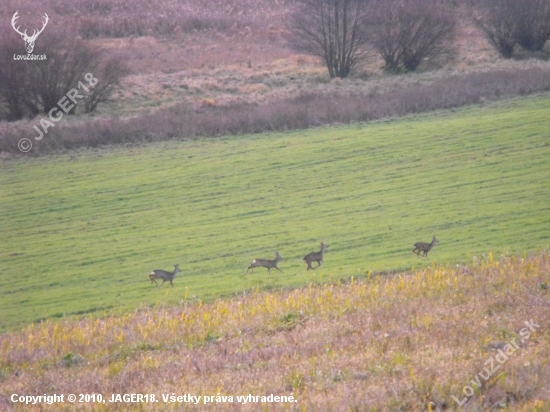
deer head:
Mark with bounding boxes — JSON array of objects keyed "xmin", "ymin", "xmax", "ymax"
[{"xmin": 12, "ymin": 11, "xmax": 49, "ymax": 54}]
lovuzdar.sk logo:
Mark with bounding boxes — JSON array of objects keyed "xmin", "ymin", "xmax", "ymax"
[{"xmin": 11, "ymin": 10, "xmax": 49, "ymax": 60}]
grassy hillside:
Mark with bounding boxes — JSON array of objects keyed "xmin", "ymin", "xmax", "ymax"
[
  {"xmin": 1, "ymin": 252, "xmax": 549, "ymax": 411},
  {"xmin": 1, "ymin": 94, "xmax": 549, "ymax": 331}
]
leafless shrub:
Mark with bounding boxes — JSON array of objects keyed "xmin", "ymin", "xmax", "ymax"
[
  {"xmin": 369, "ymin": 0, "xmax": 457, "ymax": 72},
  {"xmin": 475, "ymin": 0, "xmax": 550, "ymax": 58},
  {"xmin": 32, "ymin": 28, "xmax": 101, "ymax": 115},
  {"xmin": 512, "ymin": 0, "xmax": 550, "ymax": 52},
  {"xmin": 0, "ymin": 25, "xmax": 128, "ymax": 121},
  {"xmin": 473, "ymin": 0, "xmax": 517, "ymax": 58},
  {"xmin": 289, "ymin": 0, "xmax": 373, "ymax": 78},
  {"xmin": 83, "ymin": 55, "xmax": 129, "ymax": 113},
  {"xmin": 2, "ymin": 66, "xmax": 550, "ymax": 154}
]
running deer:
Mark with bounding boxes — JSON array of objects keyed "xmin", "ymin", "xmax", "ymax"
[
  {"xmin": 412, "ymin": 236, "xmax": 439, "ymax": 259},
  {"xmin": 149, "ymin": 264, "xmax": 181, "ymax": 287},
  {"xmin": 244, "ymin": 252, "xmax": 283, "ymax": 275},
  {"xmin": 303, "ymin": 242, "xmax": 329, "ymax": 270}
]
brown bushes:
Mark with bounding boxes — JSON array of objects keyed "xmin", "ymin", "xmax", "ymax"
[
  {"xmin": 2, "ymin": 66, "xmax": 550, "ymax": 154},
  {"xmin": 0, "ymin": 0, "xmax": 294, "ymax": 39}
]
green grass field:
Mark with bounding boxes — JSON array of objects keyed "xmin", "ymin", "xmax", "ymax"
[{"xmin": 1, "ymin": 94, "xmax": 549, "ymax": 332}]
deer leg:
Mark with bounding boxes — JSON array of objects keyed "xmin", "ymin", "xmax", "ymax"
[
  {"xmin": 170, "ymin": 280, "xmax": 174, "ymax": 286},
  {"xmin": 275, "ymin": 267, "xmax": 283, "ymax": 273}
]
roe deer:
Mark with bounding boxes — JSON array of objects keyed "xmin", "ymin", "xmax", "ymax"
[
  {"xmin": 412, "ymin": 236, "xmax": 439, "ymax": 259},
  {"xmin": 149, "ymin": 264, "xmax": 181, "ymax": 287},
  {"xmin": 244, "ymin": 252, "xmax": 283, "ymax": 275},
  {"xmin": 303, "ymin": 242, "xmax": 329, "ymax": 270}
]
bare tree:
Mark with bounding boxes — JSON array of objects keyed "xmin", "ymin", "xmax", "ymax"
[
  {"xmin": 475, "ymin": 0, "xmax": 550, "ymax": 58},
  {"xmin": 0, "ymin": 24, "xmax": 128, "ymax": 121},
  {"xmin": 370, "ymin": 0, "xmax": 457, "ymax": 72},
  {"xmin": 32, "ymin": 31, "xmax": 101, "ymax": 115},
  {"xmin": 83, "ymin": 55, "xmax": 128, "ymax": 113},
  {"xmin": 289, "ymin": 0, "xmax": 372, "ymax": 78},
  {"xmin": 512, "ymin": 0, "xmax": 550, "ymax": 52},
  {"xmin": 474, "ymin": 0, "xmax": 518, "ymax": 58},
  {"xmin": 368, "ymin": 0, "xmax": 402, "ymax": 70}
]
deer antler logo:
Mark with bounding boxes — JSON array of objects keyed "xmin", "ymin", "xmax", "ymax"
[{"xmin": 11, "ymin": 11, "xmax": 49, "ymax": 54}]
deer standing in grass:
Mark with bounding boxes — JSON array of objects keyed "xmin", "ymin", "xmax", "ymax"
[
  {"xmin": 412, "ymin": 236, "xmax": 439, "ymax": 259},
  {"xmin": 303, "ymin": 242, "xmax": 329, "ymax": 270},
  {"xmin": 149, "ymin": 264, "xmax": 180, "ymax": 287},
  {"xmin": 244, "ymin": 252, "xmax": 283, "ymax": 275}
]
